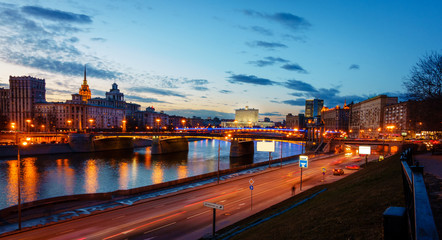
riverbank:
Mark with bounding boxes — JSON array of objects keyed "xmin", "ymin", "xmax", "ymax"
[{"xmin": 0, "ymin": 152, "xmax": 324, "ymax": 234}]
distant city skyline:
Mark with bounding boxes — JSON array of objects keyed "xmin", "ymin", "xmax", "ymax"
[{"xmin": 0, "ymin": 0, "xmax": 441, "ymax": 121}]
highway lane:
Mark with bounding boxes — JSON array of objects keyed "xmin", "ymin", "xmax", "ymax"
[{"xmin": 1, "ymin": 154, "xmax": 376, "ymax": 240}]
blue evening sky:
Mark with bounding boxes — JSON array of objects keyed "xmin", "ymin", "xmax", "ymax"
[{"xmin": 0, "ymin": 0, "xmax": 441, "ymax": 121}]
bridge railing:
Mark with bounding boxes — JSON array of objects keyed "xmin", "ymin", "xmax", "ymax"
[{"xmin": 393, "ymin": 148, "xmax": 439, "ymax": 240}]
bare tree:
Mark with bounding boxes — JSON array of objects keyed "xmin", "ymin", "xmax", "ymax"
[{"xmin": 403, "ymin": 51, "xmax": 442, "ymax": 101}]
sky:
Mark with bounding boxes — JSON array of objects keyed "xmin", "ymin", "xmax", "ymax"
[{"xmin": 0, "ymin": 0, "xmax": 441, "ymax": 121}]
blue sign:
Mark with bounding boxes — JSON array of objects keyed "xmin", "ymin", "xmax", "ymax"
[
  {"xmin": 249, "ymin": 185, "xmax": 254, "ymax": 190},
  {"xmin": 299, "ymin": 160, "xmax": 308, "ymax": 168}
]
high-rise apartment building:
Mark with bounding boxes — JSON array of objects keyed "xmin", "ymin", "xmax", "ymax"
[
  {"xmin": 305, "ymin": 99, "xmax": 324, "ymax": 118},
  {"xmin": 9, "ymin": 76, "xmax": 46, "ymax": 131},
  {"xmin": 349, "ymin": 95, "xmax": 397, "ymax": 138}
]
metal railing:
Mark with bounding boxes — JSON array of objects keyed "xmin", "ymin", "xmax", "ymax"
[{"xmin": 400, "ymin": 148, "xmax": 439, "ymax": 240}]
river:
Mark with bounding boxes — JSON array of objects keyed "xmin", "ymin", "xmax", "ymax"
[{"xmin": 0, "ymin": 139, "xmax": 303, "ymax": 210}]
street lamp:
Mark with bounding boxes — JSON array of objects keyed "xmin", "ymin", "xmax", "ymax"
[
  {"xmin": 16, "ymin": 137, "xmax": 28, "ymax": 230},
  {"xmin": 25, "ymin": 119, "xmax": 31, "ymax": 133},
  {"xmin": 156, "ymin": 118, "xmax": 161, "ymax": 131},
  {"xmin": 122, "ymin": 119, "xmax": 127, "ymax": 133},
  {"xmin": 88, "ymin": 119, "xmax": 94, "ymax": 132},
  {"xmin": 67, "ymin": 120, "xmax": 72, "ymax": 132},
  {"xmin": 181, "ymin": 119, "xmax": 186, "ymax": 128}
]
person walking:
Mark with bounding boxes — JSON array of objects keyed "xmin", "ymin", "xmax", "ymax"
[{"xmin": 291, "ymin": 185, "xmax": 296, "ymax": 196}]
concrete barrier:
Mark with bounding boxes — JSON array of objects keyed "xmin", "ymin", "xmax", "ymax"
[
  {"xmin": 230, "ymin": 140, "xmax": 254, "ymax": 157},
  {"xmin": 151, "ymin": 137, "xmax": 189, "ymax": 154}
]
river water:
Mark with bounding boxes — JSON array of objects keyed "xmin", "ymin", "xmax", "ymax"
[{"xmin": 0, "ymin": 139, "xmax": 302, "ymax": 210}]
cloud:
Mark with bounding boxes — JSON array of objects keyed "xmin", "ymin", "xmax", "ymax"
[
  {"xmin": 165, "ymin": 109, "xmax": 235, "ymax": 119},
  {"xmin": 219, "ymin": 90, "xmax": 232, "ymax": 94},
  {"xmin": 349, "ymin": 64, "xmax": 360, "ymax": 70},
  {"xmin": 21, "ymin": 6, "xmax": 92, "ymax": 24},
  {"xmin": 247, "ymin": 41, "xmax": 287, "ymax": 50},
  {"xmin": 282, "ymin": 99, "xmax": 306, "ymax": 106},
  {"xmin": 289, "ymin": 92, "xmax": 305, "ymax": 97},
  {"xmin": 183, "ymin": 79, "xmax": 209, "ymax": 91},
  {"xmin": 228, "ymin": 74, "xmax": 277, "ymax": 86},
  {"xmin": 248, "ymin": 56, "xmax": 289, "ymax": 67},
  {"xmin": 127, "ymin": 86, "xmax": 186, "ymax": 98},
  {"xmin": 243, "ymin": 10, "xmax": 311, "ymax": 32},
  {"xmin": 250, "ymin": 26, "xmax": 273, "ymax": 36},
  {"xmin": 3, "ymin": 53, "xmax": 121, "ymax": 79},
  {"xmin": 91, "ymin": 37, "xmax": 106, "ymax": 42},
  {"xmin": 284, "ymin": 79, "xmax": 317, "ymax": 92},
  {"xmin": 260, "ymin": 112, "xmax": 282, "ymax": 116},
  {"xmin": 281, "ymin": 63, "xmax": 308, "ymax": 73},
  {"xmin": 125, "ymin": 95, "xmax": 168, "ymax": 104}
]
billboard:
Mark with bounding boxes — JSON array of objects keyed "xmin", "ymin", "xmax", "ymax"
[
  {"xmin": 359, "ymin": 146, "xmax": 371, "ymax": 155},
  {"xmin": 257, "ymin": 141, "xmax": 275, "ymax": 152}
]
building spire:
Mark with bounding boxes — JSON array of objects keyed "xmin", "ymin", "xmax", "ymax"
[{"xmin": 83, "ymin": 64, "xmax": 87, "ymax": 85}]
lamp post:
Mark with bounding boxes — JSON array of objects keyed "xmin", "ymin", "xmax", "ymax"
[
  {"xmin": 122, "ymin": 119, "xmax": 127, "ymax": 133},
  {"xmin": 25, "ymin": 119, "xmax": 31, "ymax": 133},
  {"xmin": 88, "ymin": 119, "xmax": 94, "ymax": 132},
  {"xmin": 156, "ymin": 118, "xmax": 161, "ymax": 132},
  {"xmin": 181, "ymin": 119, "xmax": 186, "ymax": 128},
  {"xmin": 217, "ymin": 139, "xmax": 221, "ymax": 184},
  {"xmin": 16, "ymin": 137, "xmax": 28, "ymax": 230},
  {"xmin": 67, "ymin": 120, "xmax": 72, "ymax": 132}
]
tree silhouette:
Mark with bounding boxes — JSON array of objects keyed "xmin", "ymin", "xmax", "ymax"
[{"xmin": 403, "ymin": 51, "xmax": 441, "ymax": 101}]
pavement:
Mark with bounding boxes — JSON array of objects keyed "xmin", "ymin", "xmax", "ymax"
[
  {"xmin": 414, "ymin": 152, "xmax": 442, "ymax": 238},
  {"xmin": 415, "ymin": 152, "xmax": 442, "ymax": 179}
]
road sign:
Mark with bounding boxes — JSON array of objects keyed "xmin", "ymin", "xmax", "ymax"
[
  {"xmin": 322, "ymin": 167, "xmax": 326, "ymax": 173},
  {"xmin": 204, "ymin": 202, "xmax": 224, "ymax": 210},
  {"xmin": 249, "ymin": 185, "xmax": 254, "ymax": 190},
  {"xmin": 249, "ymin": 178, "xmax": 254, "ymax": 185},
  {"xmin": 299, "ymin": 155, "xmax": 308, "ymax": 168}
]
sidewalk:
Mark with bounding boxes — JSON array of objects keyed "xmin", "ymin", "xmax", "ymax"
[{"xmin": 414, "ymin": 153, "xmax": 442, "ymax": 238}]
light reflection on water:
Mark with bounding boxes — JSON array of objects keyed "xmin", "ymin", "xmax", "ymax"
[{"xmin": 0, "ymin": 139, "xmax": 302, "ymax": 210}]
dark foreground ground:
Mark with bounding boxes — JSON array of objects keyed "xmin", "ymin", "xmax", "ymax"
[{"xmin": 215, "ymin": 153, "xmax": 441, "ymax": 240}]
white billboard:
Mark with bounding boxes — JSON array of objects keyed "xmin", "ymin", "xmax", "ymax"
[
  {"xmin": 359, "ymin": 146, "xmax": 371, "ymax": 155},
  {"xmin": 257, "ymin": 141, "xmax": 275, "ymax": 152}
]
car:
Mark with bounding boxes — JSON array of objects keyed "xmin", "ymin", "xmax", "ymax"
[
  {"xmin": 345, "ymin": 165, "xmax": 360, "ymax": 170},
  {"xmin": 332, "ymin": 168, "xmax": 344, "ymax": 175}
]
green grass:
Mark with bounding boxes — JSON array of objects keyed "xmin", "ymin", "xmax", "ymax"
[{"xmin": 218, "ymin": 155, "xmax": 405, "ymax": 240}]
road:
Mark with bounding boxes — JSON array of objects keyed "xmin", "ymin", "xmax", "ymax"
[{"xmin": 1, "ymin": 154, "xmax": 376, "ymax": 240}]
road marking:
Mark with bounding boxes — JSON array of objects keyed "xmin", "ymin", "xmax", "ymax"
[
  {"xmin": 112, "ymin": 215, "xmax": 125, "ymax": 220},
  {"xmin": 58, "ymin": 229, "xmax": 74, "ymax": 235},
  {"xmin": 144, "ymin": 222, "xmax": 176, "ymax": 235},
  {"xmin": 219, "ymin": 200, "xmax": 226, "ymax": 203},
  {"xmin": 186, "ymin": 210, "xmax": 210, "ymax": 219},
  {"xmin": 103, "ymin": 211, "xmax": 186, "ymax": 240},
  {"xmin": 239, "ymin": 203, "xmax": 245, "ymax": 206},
  {"xmin": 183, "ymin": 190, "xmax": 238, "ymax": 208}
]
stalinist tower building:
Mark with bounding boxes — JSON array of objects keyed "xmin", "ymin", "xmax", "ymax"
[{"xmin": 79, "ymin": 65, "xmax": 91, "ymax": 102}]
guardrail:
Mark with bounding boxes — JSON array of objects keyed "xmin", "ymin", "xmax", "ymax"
[{"xmin": 397, "ymin": 148, "xmax": 439, "ymax": 240}]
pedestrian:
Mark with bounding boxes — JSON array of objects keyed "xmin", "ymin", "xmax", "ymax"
[{"xmin": 291, "ymin": 185, "xmax": 296, "ymax": 196}]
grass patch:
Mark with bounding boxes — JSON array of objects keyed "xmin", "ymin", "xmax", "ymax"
[{"xmin": 217, "ymin": 154, "xmax": 405, "ymax": 240}]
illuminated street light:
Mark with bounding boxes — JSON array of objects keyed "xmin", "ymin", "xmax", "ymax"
[
  {"xmin": 181, "ymin": 119, "xmax": 186, "ymax": 128},
  {"xmin": 67, "ymin": 120, "xmax": 72, "ymax": 132},
  {"xmin": 16, "ymin": 137, "xmax": 28, "ymax": 230},
  {"xmin": 25, "ymin": 119, "xmax": 31, "ymax": 133},
  {"xmin": 122, "ymin": 119, "xmax": 127, "ymax": 133},
  {"xmin": 156, "ymin": 118, "xmax": 161, "ymax": 131}
]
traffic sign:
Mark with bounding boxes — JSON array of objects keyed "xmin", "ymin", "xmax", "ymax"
[
  {"xmin": 249, "ymin": 178, "xmax": 254, "ymax": 185},
  {"xmin": 300, "ymin": 155, "xmax": 308, "ymax": 161},
  {"xmin": 249, "ymin": 185, "xmax": 254, "ymax": 190},
  {"xmin": 204, "ymin": 202, "xmax": 224, "ymax": 210},
  {"xmin": 322, "ymin": 167, "xmax": 326, "ymax": 173}
]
